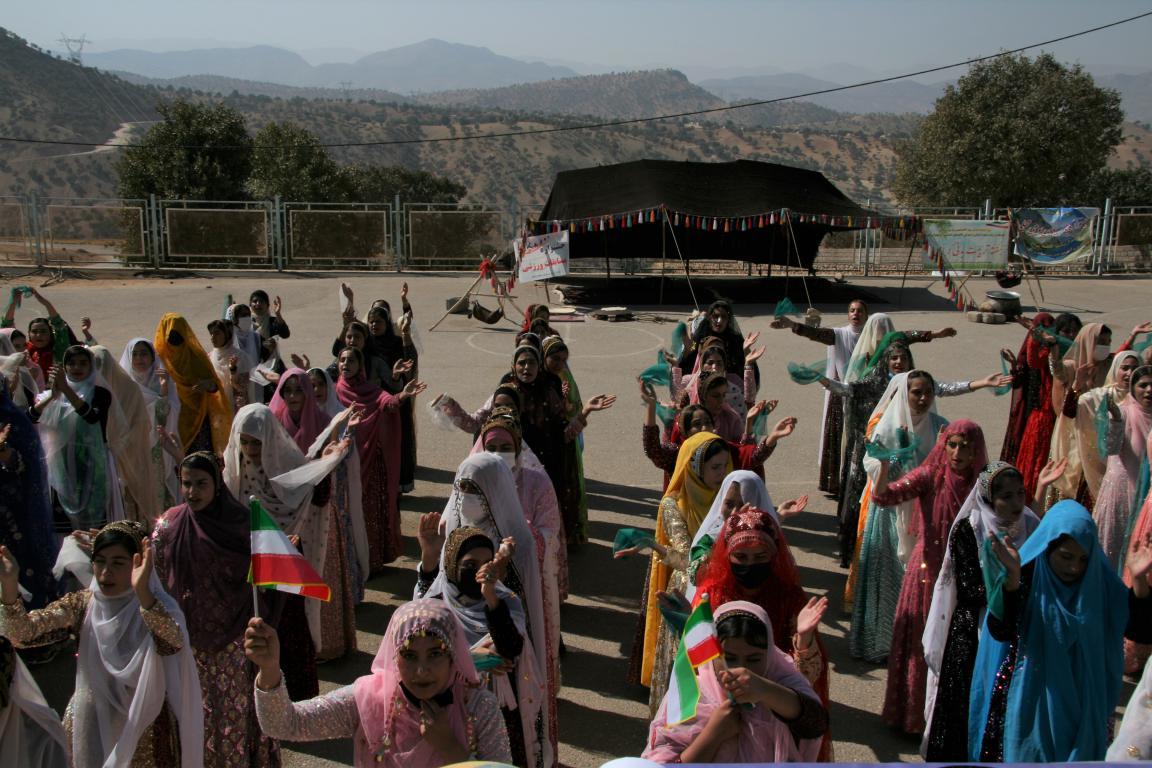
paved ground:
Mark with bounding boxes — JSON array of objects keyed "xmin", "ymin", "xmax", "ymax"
[{"xmin": 13, "ymin": 269, "xmax": 1151, "ymax": 766}]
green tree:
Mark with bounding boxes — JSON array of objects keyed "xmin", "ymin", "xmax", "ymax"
[
  {"xmin": 117, "ymin": 99, "xmax": 253, "ymax": 200},
  {"xmin": 892, "ymin": 54, "xmax": 1124, "ymax": 207},
  {"xmin": 338, "ymin": 165, "xmax": 466, "ymax": 204},
  {"xmin": 247, "ymin": 121, "xmax": 342, "ymax": 201},
  {"xmin": 1071, "ymin": 167, "xmax": 1152, "ymax": 206}
]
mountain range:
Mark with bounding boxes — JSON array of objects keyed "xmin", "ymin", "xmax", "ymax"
[
  {"xmin": 81, "ymin": 39, "xmax": 1152, "ymax": 121},
  {"xmin": 86, "ymin": 39, "xmax": 578, "ymax": 94}
]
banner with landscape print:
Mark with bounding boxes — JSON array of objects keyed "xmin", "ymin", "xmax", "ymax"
[
  {"xmin": 922, "ymin": 219, "xmax": 1011, "ymax": 270},
  {"xmin": 1012, "ymin": 207, "xmax": 1099, "ymax": 264}
]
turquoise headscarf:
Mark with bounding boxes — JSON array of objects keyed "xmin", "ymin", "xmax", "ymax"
[{"xmin": 1000, "ymin": 500, "xmax": 1128, "ymax": 761}]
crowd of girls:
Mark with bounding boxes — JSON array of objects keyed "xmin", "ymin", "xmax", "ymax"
[{"xmin": 5, "ymin": 281, "xmax": 1152, "ymax": 767}]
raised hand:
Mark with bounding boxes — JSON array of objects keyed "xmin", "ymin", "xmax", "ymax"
[
  {"xmin": 745, "ymin": 346, "xmax": 765, "ymax": 364},
  {"xmin": 401, "ymin": 380, "xmax": 427, "ymax": 400},
  {"xmin": 272, "ymin": 296, "xmax": 282, "ymax": 316},
  {"xmin": 777, "ymin": 495, "xmax": 808, "ymax": 520},
  {"xmin": 290, "ymin": 353, "xmax": 310, "ymax": 370},
  {"xmin": 661, "ymin": 349, "xmax": 678, "ymax": 366},
  {"xmin": 1037, "ymin": 457, "xmax": 1068, "ymax": 488},
  {"xmin": 1132, "ymin": 321, "xmax": 1152, "ymax": 337},
  {"xmin": 131, "ymin": 538, "xmax": 156, "ymax": 608},
  {"xmin": 743, "ymin": 331, "xmax": 760, "ymax": 351},
  {"xmin": 638, "ymin": 379, "xmax": 657, "ymax": 406},
  {"xmin": 768, "ymin": 416, "xmax": 798, "ymax": 442},
  {"xmin": 769, "ymin": 317, "xmax": 794, "ymax": 330},
  {"xmin": 156, "ymin": 369, "xmax": 169, "ymax": 398},
  {"xmin": 717, "ymin": 665, "xmax": 772, "ymax": 706},
  {"xmin": 393, "ymin": 359, "xmax": 415, "ymax": 379},
  {"xmin": 1000, "ymin": 347, "xmax": 1017, "ymax": 367},
  {"xmin": 933, "ymin": 327, "xmax": 958, "ymax": 339},
  {"xmin": 988, "ymin": 533, "xmax": 1022, "ymax": 589},
  {"xmin": 417, "ymin": 512, "xmax": 444, "ymax": 570},
  {"xmin": 400, "ymin": 282, "xmax": 409, "ymax": 302},
  {"xmin": 585, "ymin": 394, "xmax": 616, "ymax": 412},
  {"xmin": 1074, "ymin": 362, "xmax": 1096, "ymax": 392},
  {"xmin": 1128, "ymin": 532, "xmax": 1152, "ymax": 584},
  {"xmin": 796, "ymin": 595, "xmax": 829, "ymax": 639}
]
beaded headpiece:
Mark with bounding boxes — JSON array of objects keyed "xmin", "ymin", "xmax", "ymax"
[
  {"xmin": 444, "ymin": 526, "xmax": 495, "ymax": 584},
  {"xmin": 392, "ymin": 600, "xmax": 454, "ymax": 655},
  {"xmin": 978, "ymin": 460, "xmax": 1018, "ymax": 503},
  {"xmin": 724, "ymin": 506, "xmax": 779, "ymax": 551}
]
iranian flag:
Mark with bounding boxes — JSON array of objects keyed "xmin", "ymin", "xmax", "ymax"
[
  {"xmin": 665, "ymin": 594, "xmax": 722, "ymax": 724},
  {"xmin": 249, "ymin": 498, "xmax": 331, "ymax": 601}
]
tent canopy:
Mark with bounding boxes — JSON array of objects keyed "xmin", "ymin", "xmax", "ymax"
[{"xmin": 536, "ymin": 159, "xmax": 879, "ymax": 268}]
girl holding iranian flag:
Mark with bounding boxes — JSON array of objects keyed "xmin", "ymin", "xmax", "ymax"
[{"xmin": 642, "ymin": 600, "xmax": 827, "ymax": 763}]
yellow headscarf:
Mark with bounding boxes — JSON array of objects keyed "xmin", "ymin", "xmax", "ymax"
[
  {"xmin": 153, "ymin": 313, "xmax": 233, "ymax": 455},
  {"xmin": 641, "ymin": 430, "xmax": 731, "ymax": 685}
]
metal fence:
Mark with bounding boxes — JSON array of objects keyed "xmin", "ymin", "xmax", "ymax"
[{"xmin": 1, "ymin": 194, "xmax": 1150, "ymax": 276}]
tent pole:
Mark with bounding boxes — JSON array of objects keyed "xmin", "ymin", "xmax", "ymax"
[
  {"xmin": 898, "ymin": 232, "xmax": 920, "ymax": 308},
  {"xmin": 660, "ymin": 209, "xmax": 667, "ymax": 305}
]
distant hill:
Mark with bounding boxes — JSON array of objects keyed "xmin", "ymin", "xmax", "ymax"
[
  {"xmin": 1098, "ymin": 72, "xmax": 1152, "ymax": 123},
  {"xmin": 86, "ymin": 39, "xmax": 579, "ymax": 93},
  {"xmin": 699, "ymin": 72, "xmax": 945, "ymax": 114},
  {"xmin": 1, "ymin": 28, "xmax": 1147, "ymax": 214},
  {"xmin": 113, "ymin": 72, "xmax": 410, "ymax": 105},
  {"xmin": 414, "ymin": 69, "xmax": 723, "ymax": 119},
  {"xmin": 86, "ymin": 45, "xmax": 317, "ymax": 85}
]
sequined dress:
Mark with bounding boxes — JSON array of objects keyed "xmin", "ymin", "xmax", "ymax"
[
  {"xmin": 254, "ymin": 677, "xmax": 512, "ymax": 765},
  {"xmin": 923, "ymin": 518, "xmax": 986, "ymax": 760},
  {"xmin": 0, "ymin": 591, "xmax": 184, "ymax": 767}
]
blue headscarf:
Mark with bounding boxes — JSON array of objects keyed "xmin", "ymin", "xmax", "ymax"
[
  {"xmin": 0, "ymin": 385, "xmax": 57, "ymax": 607},
  {"xmin": 1001, "ymin": 500, "xmax": 1127, "ymax": 761}
]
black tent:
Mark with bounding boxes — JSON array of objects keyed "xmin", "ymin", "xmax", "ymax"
[{"xmin": 536, "ymin": 159, "xmax": 884, "ymax": 271}]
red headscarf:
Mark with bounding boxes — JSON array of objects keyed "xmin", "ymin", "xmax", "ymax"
[
  {"xmin": 269, "ymin": 367, "xmax": 329, "ymax": 453},
  {"xmin": 696, "ymin": 504, "xmax": 831, "ymax": 756}
]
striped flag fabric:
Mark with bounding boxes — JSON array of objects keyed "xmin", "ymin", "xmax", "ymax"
[
  {"xmin": 249, "ymin": 498, "xmax": 331, "ymax": 601},
  {"xmin": 665, "ymin": 594, "xmax": 722, "ymax": 725}
]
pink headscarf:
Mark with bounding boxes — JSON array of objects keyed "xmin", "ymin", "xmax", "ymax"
[
  {"xmin": 268, "ymin": 367, "xmax": 329, "ymax": 453},
  {"xmin": 352, "ymin": 599, "xmax": 480, "ymax": 767},
  {"xmin": 643, "ymin": 599, "xmax": 823, "ymax": 763}
]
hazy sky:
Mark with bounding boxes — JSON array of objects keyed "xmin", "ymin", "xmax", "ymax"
[{"xmin": 9, "ymin": 0, "xmax": 1152, "ymax": 79}]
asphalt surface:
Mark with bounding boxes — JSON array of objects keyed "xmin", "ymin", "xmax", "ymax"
[{"xmin": 14, "ymin": 270, "xmax": 1151, "ymax": 766}]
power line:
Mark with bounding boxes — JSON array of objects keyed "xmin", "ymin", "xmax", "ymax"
[{"xmin": 5, "ymin": 8, "xmax": 1151, "ymax": 151}]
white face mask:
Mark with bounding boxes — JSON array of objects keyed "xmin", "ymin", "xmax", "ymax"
[
  {"xmin": 1094, "ymin": 345, "xmax": 1111, "ymax": 361},
  {"xmin": 490, "ymin": 451, "xmax": 517, "ymax": 471},
  {"xmin": 237, "ymin": 316, "xmax": 253, "ymax": 333},
  {"xmin": 456, "ymin": 492, "xmax": 488, "ymax": 526}
]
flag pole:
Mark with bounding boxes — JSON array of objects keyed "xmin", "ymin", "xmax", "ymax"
[{"xmin": 252, "ymin": 584, "xmax": 260, "ymax": 619}]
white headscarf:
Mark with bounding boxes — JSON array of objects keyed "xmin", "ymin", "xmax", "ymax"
[
  {"xmin": 91, "ymin": 346, "xmax": 162, "ymax": 525},
  {"xmin": 844, "ymin": 312, "xmax": 895, "ymax": 383},
  {"xmin": 37, "ymin": 350, "xmax": 129, "ymax": 527},
  {"xmin": 0, "ymin": 353, "xmax": 40, "ymax": 409},
  {"xmin": 920, "ymin": 461, "xmax": 1040, "ymax": 755},
  {"xmin": 438, "ymin": 453, "xmax": 550, "ymax": 763},
  {"xmin": 1075, "ymin": 350, "xmax": 1142, "ymax": 497},
  {"xmin": 308, "ymin": 367, "xmax": 344, "ymax": 418},
  {"xmin": 223, "ymin": 403, "xmax": 347, "ymax": 645},
  {"xmin": 691, "ymin": 470, "xmax": 776, "ymax": 553},
  {"xmin": 0, "ymin": 641, "xmax": 68, "ymax": 768},
  {"xmin": 74, "ymin": 555, "xmax": 203, "ymax": 767},
  {"xmin": 863, "ymin": 371, "xmax": 945, "ymax": 563},
  {"xmin": 119, "ymin": 337, "xmax": 182, "ymax": 503}
]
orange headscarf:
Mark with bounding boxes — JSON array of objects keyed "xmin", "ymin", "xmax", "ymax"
[
  {"xmin": 640, "ymin": 431, "xmax": 731, "ymax": 685},
  {"xmin": 153, "ymin": 313, "xmax": 233, "ymax": 455}
]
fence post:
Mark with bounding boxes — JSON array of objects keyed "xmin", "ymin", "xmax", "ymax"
[
  {"xmin": 983, "ymin": 198, "xmax": 992, "ymax": 219},
  {"xmin": 1096, "ymin": 198, "xmax": 1113, "ymax": 275},
  {"xmin": 27, "ymin": 191, "xmax": 43, "ymax": 267},
  {"xmin": 393, "ymin": 194, "xmax": 403, "ymax": 271}
]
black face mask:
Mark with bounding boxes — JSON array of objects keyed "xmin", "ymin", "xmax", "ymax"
[
  {"xmin": 455, "ymin": 565, "xmax": 484, "ymax": 600},
  {"xmin": 167, "ymin": 329, "xmax": 184, "ymax": 346},
  {"xmin": 730, "ymin": 562, "xmax": 772, "ymax": 589}
]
